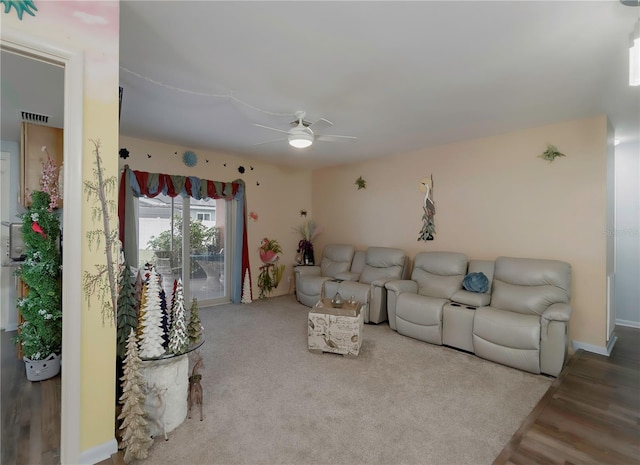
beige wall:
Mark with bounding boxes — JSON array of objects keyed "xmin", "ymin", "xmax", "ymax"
[
  {"xmin": 313, "ymin": 116, "xmax": 609, "ymax": 348},
  {"xmin": 119, "ymin": 136, "xmax": 313, "ymax": 298}
]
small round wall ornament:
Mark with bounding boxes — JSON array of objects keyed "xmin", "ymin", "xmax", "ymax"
[{"xmin": 182, "ymin": 150, "xmax": 198, "ymax": 167}]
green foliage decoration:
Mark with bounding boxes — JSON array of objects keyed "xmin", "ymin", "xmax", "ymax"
[
  {"xmin": 147, "ymin": 215, "xmax": 220, "ymax": 277},
  {"xmin": 1, "ymin": 0, "xmax": 37, "ymax": 20},
  {"xmin": 116, "ymin": 264, "xmax": 138, "ymax": 359},
  {"xmin": 15, "ymin": 191, "xmax": 62, "ymax": 360},
  {"xmin": 539, "ymin": 144, "xmax": 566, "ymax": 163},
  {"xmin": 187, "ymin": 297, "xmax": 203, "ymax": 345},
  {"xmin": 147, "ymin": 216, "xmax": 221, "ymax": 256}
]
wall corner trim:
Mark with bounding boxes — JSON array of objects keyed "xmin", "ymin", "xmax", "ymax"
[
  {"xmin": 615, "ymin": 319, "xmax": 640, "ymax": 329},
  {"xmin": 79, "ymin": 438, "xmax": 118, "ymax": 465},
  {"xmin": 572, "ymin": 336, "xmax": 618, "ymax": 357}
]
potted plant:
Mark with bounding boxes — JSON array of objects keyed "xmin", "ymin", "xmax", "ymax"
[
  {"xmin": 296, "ymin": 219, "xmax": 321, "ymax": 265},
  {"xmin": 15, "ymin": 191, "xmax": 62, "ymax": 381},
  {"xmin": 257, "ymin": 237, "xmax": 285, "ymax": 299}
]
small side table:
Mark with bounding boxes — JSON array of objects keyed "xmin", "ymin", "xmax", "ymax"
[
  {"xmin": 139, "ymin": 340, "xmax": 204, "ymax": 437},
  {"xmin": 308, "ymin": 298, "xmax": 363, "ymax": 357}
]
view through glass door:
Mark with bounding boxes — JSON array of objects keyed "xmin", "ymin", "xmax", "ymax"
[{"xmin": 138, "ymin": 194, "xmax": 228, "ymax": 305}]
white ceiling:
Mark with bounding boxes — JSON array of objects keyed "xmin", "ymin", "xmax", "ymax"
[
  {"xmin": 2, "ymin": 2, "xmax": 639, "ymax": 169},
  {"xmin": 1, "ymin": 50, "xmax": 64, "ymax": 141}
]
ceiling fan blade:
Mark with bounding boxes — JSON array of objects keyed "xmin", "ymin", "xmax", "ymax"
[
  {"xmin": 254, "ymin": 138, "xmax": 287, "ymax": 146},
  {"xmin": 252, "ymin": 123, "xmax": 290, "ymax": 135},
  {"xmin": 308, "ymin": 118, "xmax": 333, "ymax": 131},
  {"xmin": 315, "ymin": 134, "xmax": 357, "ymax": 142}
]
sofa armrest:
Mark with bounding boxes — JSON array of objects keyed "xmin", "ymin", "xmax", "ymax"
[
  {"xmin": 334, "ymin": 271, "xmax": 360, "ymax": 281},
  {"xmin": 542, "ymin": 303, "xmax": 572, "ymax": 322},
  {"xmin": 541, "ymin": 303, "xmax": 572, "ymax": 341},
  {"xmin": 385, "ymin": 280, "xmax": 418, "ymax": 331},
  {"xmin": 295, "ymin": 265, "xmax": 321, "ymax": 278},
  {"xmin": 451, "ymin": 289, "xmax": 490, "ymax": 307},
  {"xmin": 385, "ymin": 279, "xmax": 418, "ymax": 295},
  {"xmin": 371, "ymin": 278, "xmax": 396, "ymax": 288}
]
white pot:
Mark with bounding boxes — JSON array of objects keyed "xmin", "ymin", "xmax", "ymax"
[{"xmin": 24, "ymin": 353, "xmax": 61, "ymax": 381}]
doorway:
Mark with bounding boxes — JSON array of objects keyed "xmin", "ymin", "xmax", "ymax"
[{"xmin": 1, "ymin": 30, "xmax": 84, "ymax": 464}]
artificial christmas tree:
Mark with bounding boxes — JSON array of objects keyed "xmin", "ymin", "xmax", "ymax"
[
  {"xmin": 160, "ymin": 289, "xmax": 169, "ymax": 348},
  {"xmin": 133, "ymin": 270, "xmax": 143, "ymax": 316},
  {"xmin": 116, "ymin": 264, "xmax": 137, "ymax": 359},
  {"xmin": 241, "ymin": 269, "xmax": 252, "ymax": 303},
  {"xmin": 118, "ymin": 329, "xmax": 152, "ymax": 463},
  {"xmin": 187, "ymin": 297, "xmax": 203, "ymax": 345},
  {"xmin": 137, "ymin": 282, "xmax": 147, "ymax": 339},
  {"xmin": 167, "ymin": 278, "xmax": 178, "ymax": 330},
  {"xmin": 168, "ymin": 279, "xmax": 188, "ymax": 354},
  {"xmin": 15, "ymin": 191, "xmax": 62, "ymax": 380},
  {"xmin": 139, "ymin": 268, "xmax": 166, "ymax": 358}
]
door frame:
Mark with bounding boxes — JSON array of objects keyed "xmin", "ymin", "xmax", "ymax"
[{"xmin": 1, "ymin": 28, "xmax": 84, "ymax": 464}]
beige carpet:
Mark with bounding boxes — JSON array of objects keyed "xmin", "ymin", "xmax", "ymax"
[{"xmin": 143, "ymin": 295, "xmax": 552, "ymax": 465}]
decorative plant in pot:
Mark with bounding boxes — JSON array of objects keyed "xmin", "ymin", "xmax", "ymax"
[
  {"xmin": 257, "ymin": 237, "xmax": 285, "ymax": 299},
  {"xmin": 15, "ymin": 191, "xmax": 63, "ymax": 381},
  {"xmin": 295, "ymin": 219, "xmax": 321, "ymax": 265}
]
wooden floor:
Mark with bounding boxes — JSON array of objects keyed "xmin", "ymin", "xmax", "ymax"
[
  {"xmin": 2, "ymin": 326, "xmax": 639, "ymax": 465},
  {"xmin": 495, "ymin": 325, "xmax": 640, "ymax": 465},
  {"xmin": 1, "ymin": 330, "xmax": 61, "ymax": 465}
]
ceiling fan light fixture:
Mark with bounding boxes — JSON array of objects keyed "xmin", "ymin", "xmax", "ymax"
[{"xmin": 288, "ymin": 132, "xmax": 313, "ymax": 148}]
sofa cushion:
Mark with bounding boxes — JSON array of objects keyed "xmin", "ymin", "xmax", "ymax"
[
  {"xmin": 297, "ymin": 275, "xmax": 331, "ymax": 296},
  {"xmin": 319, "ymin": 244, "xmax": 355, "ymax": 278},
  {"xmin": 411, "ymin": 251, "xmax": 467, "ymax": 299},
  {"xmin": 473, "ymin": 307, "xmax": 540, "ymax": 350},
  {"xmin": 473, "ymin": 306, "xmax": 541, "ymax": 373},
  {"xmin": 359, "ymin": 247, "xmax": 406, "ymax": 285},
  {"xmin": 490, "ymin": 257, "xmax": 571, "ymax": 316},
  {"xmin": 396, "ymin": 293, "xmax": 448, "ymax": 326}
]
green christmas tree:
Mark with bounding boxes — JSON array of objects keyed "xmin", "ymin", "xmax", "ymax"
[
  {"xmin": 116, "ymin": 264, "xmax": 138, "ymax": 359},
  {"xmin": 187, "ymin": 297, "xmax": 203, "ymax": 345},
  {"xmin": 15, "ymin": 191, "xmax": 62, "ymax": 360}
]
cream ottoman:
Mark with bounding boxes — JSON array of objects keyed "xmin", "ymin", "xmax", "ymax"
[{"xmin": 308, "ymin": 298, "xmax": 364, "ymax": 357}]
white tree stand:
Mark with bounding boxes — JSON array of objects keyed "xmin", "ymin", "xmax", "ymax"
[{"xmin": 140, "ymin": 354, "xmax": 189, "ymax": 437}]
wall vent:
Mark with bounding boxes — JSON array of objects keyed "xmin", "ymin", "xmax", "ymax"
[{"xmin": 18, "ymin": 110, "xmax": 50, "ymax": 125}]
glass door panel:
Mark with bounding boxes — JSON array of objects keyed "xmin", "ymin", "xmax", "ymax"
[
  {"xmin": 188, "ymin": 198, "xmax": 226, "ymax": 303},
  {"xmin": 139, "ymin": 194, "xmax": 183, "ymax": 298}
]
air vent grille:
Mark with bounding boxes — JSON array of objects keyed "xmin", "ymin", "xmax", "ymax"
[{"xmin": 18, "ymin": 110, "xmax": 50, "ymax": 124}]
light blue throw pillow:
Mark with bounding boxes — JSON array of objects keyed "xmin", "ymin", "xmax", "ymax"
[{"xmin": 463, "ymin": 272, "xmax": 489, "ymax": 293}]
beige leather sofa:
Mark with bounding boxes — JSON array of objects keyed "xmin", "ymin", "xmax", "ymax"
[
  {"xmin": 323, "ymin": 246, "xmax": 409, "ymax": 324},
  {"xmin": 386, "ymin": 253, "xmax": 572, "ymax": 377}
]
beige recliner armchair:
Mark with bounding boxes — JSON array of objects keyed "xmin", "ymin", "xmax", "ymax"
[
  {"xmin": 386, "ymin": 251, "xmax": 468, "ymax": 343},
  {"xmin": 323, "ymin": 246, "xmax": 408, "ymax": 324},
  {"xmin": 472, "ymin": 257, "xmax": 572, "ymax": 377},
  {"xmin": 294, "ymin": 244, "xmax": 355, "ymax": 308}
]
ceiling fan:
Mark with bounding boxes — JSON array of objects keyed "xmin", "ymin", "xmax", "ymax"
[{"xmin": 253, "ymin": 111, "xmax": 357, "ymax": 149}]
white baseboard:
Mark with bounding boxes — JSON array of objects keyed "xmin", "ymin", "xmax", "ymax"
[
  {"xmin": 79, "ymin": 438, "xmax": 118, "ymax": 465},
  {"xmin": 572, "ymin": 335, "xmax": 617, "ymax": 356},
  {"xmin": 615, "ymin": 319, "xmax": 640, "ymax": 329}
]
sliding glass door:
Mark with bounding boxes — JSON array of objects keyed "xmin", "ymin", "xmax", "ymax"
[
  {"xmin": 137, "ymin": 194, "xmax": 229, "ymax": 306},
  {"xmin": 186, "ymin": 197, "xmax": 226, "ymax": 304}
]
